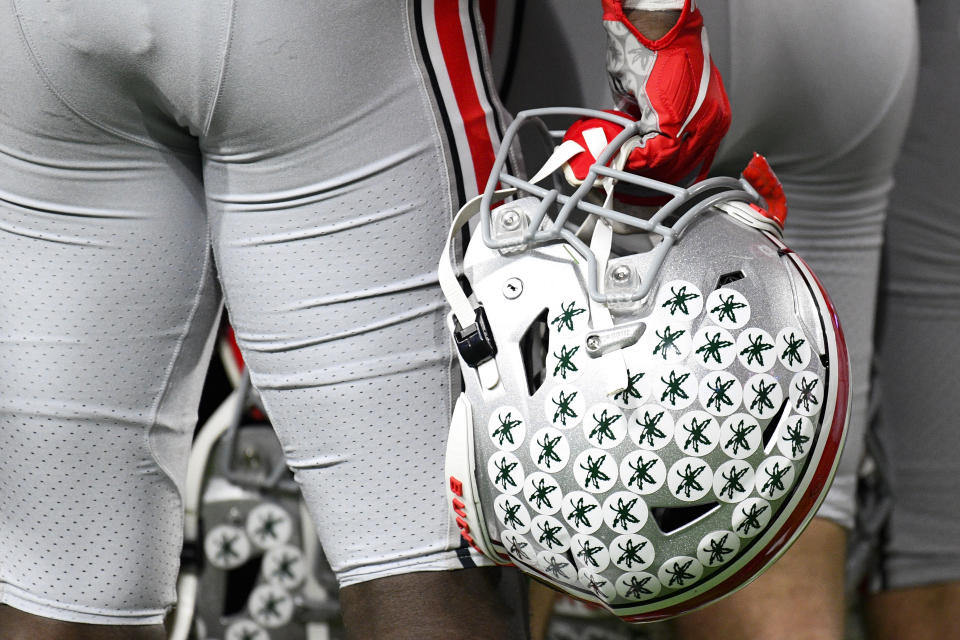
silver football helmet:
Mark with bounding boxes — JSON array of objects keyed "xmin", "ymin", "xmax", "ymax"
[{"xmin": 439, "ymin": 108, "xmax": 850, "ymax": 622}]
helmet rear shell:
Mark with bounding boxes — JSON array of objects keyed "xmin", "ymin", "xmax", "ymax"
[{"xmin": 455, "ymin": 203, "xmax": 848, "ymax": 621}]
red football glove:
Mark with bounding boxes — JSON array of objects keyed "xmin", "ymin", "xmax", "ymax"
[{"xmin": 565, "ymin": 0, "xmax": 731, "ymax": 189}]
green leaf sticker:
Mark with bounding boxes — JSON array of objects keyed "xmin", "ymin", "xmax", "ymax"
[
  {"xmin": 631, "ymin": 407, "xmax": 671, "ymax": 449},
  {"xmin": 488, "ymin": 452, "xmax": 524, "ymax": 496},
  {"xmin": 653, "ymin": 325, "xmax": 686, "ymax": 360},
  {"xmin": 612, "ymin": 369, "xmax": 646, "ymax": 405},
  {"xmin": 737, "ymin": 328, "xmax": 776, "ymax": 372},
  {"xmin": 500, "ymin": 500, "xmax": 526, "ymax": 530},
  {"xmin": 734, "ymin": 499, "xmax": 770, "ymax": 537},
  {"xmin": 745, "ymin": 374, "xmax": 783, "ymax": 419},
  {"xmin": 704, "ymin": 533, "xmax": 735, "ymax": 566},
  {"xmin": 713, "ymin": 460, "xmax": 754, "ymax": 503},
  {"xmin": 579, "ymin": 453, "xmax": 612, "ymax": 491},
  {"xmin": 495, "ymin": 494, "xmax": 530, "ymax": 533},
  {"xmin": 494, "ymin": 457, "xmax": 520, "ymax": 491},
  {"xmin": 722, "ymin": 416, "xmax": 759, "ymax": 457},
  {"xmin": 756, "ymin": 457, "xmax": 794, "ymax": 500},
  {"xmin": 584, "ymin": 574, "xmax": 611, "ymax": 599},
  {"xmin": 740, "ymin": 333, "xmax": 774, "ymax": 367},
  {"xmin": 661, "ymin": 370, "xmax": 692, "ymax": 406},
  {"xmin": 505, "ymin": 534, "xmax": 531, "ymax": 561},
  {"xmin": 550, "ymin": 301, "xmax": 587, "ymax": 332},
  {"xmin": 778, "ymin": 416, "xmax": 813, "ymax": 459},
  {"xmin": 493, "ymin": 412, "xmax": 522, "ymax": 447},
  {"xmin": 615, "ymin": 537, "xmax": 649, "ymax": 570},
  {"xmin": 663, "ymin": 558, "xmax": 698, "ymax": 588},
  {"xmin": 552, "ymin": 344, "xmax": 581, "ymax": 379},
  {"xmin": 793, "ymin": 375, "xmax": 821, "ymax": 414},
  {"xmin": 777, "ymin": 327, "xmax": 812, "ymax": 372},
  {"xmin": 712, "ymin": 294, "xmax": 747, "ymax": 324},
  {"xmin": 608, "ymin": 495, "xmax": 642, "ymax": 531},
  {"xmin": 619, "ymin": 450, "xmax": 666, "ymax": 495},
  {"xmin": 488, "ymin": 406, "xmax": 526, "ymax": 452},
  {"xmin": 535, "ymin": 518, "xmax": 566, "ymax": 550},
  {"xmin": 527, "ymin": 477, "xmax": 558, "ymax": 511},
  {"xmin": 669, "ymin": 457, "xmax": 712, "ymax": 501},
  {"xmin": 661, "ymin": 284, "xmax": 702, "ymax": 316},
  {"xmin": 542, "ymin": 554, "xmax": 571, "ymax": 580},
  {"xmin": 704, "ymin": 375, "xmax": 737, "ymax": 413},
  {"xmin": 622, "ymin": 574, "xmax": 656, "ymax": 599},
  {"xmin": 681, "ymin": 415, "xmax": 714, "ymax": 454},
  {"xmin": 697, "ymin": 530, "xmax": 741, "ymax": 568},
  {"xmin": 550, "ymin": 389, "xmax": 580, "ymax": 426},
  {"xmin": 576, "ymin": 538, "xmax": 606, "ymax": 569},
  {"xmin": 587, "ymin": 406, "xmax": 624, "ymax": 447},
  {"xmin": 626, "ymin": 456, "xmax": 659, "ymax": 492},
  {"xmin": 696, "ymin": 330, "xmax": 734, "ymax": 366},
  {"xmin": 675, "ymin": 463, "xmax": 707, "ymax": 498},
  {"xmin": 565, "ymin": 495, "xmax": 599, "ymax": 531},
  {"xmin": 707, "ymin": 288, "xmax": 751, "ymax": 329}
]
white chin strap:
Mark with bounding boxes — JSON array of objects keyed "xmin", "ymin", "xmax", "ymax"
[
  {"xmin": 438, "ymin": 189, "xmax": 515, "ymax": 391},
  {"xmin": 438, "ymin": 127, "xmax": 628, "ymax": 390}
]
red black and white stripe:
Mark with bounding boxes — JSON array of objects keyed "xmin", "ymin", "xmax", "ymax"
[{"xmin": 412, "ymin": 0, "xmax": 511, "ymax": 209}]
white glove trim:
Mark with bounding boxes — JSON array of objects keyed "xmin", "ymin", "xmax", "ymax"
[{"xmin": 676, "ymin": 27, "xmax": 711, "ymax": 138}]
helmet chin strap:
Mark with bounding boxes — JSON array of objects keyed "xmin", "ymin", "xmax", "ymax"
[
  {"xmin": 587, "ymin": 208, "xmax": 616, "ymax": 334},
  {"xmin": 438, "ymin": 188, "xmax": 516, "ymax": 390},
  {"xmin": 439, "ymin": 128, "xmax": 636, "ymax": 390}
]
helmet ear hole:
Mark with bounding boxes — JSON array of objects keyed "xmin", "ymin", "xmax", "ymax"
[
  {"xmin": 650, "ymin": 503, "xmax": 720, "ymax": 534},
  {"xmin": 519, "ymin": 309, "xmax": 551, "ymax": 396}
]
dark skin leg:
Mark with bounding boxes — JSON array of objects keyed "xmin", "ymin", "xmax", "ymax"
[
  {"xmin": 528, "ymin": 580, "xmax": 558, "ymax": 640},
  {"xmin": 867, "ymin": 582, "xmax": 960, "ymax": 640},
  {"xmin": 624, "ymin": 9, "xmax": 682, "ymax": 41},
  {"xmin": 340, "ymin": 567, "xmax": 529, "ymax": 640},
  {"xmin": 0, "ymin": 605, "xmax": 166, "ymax": 640},
  {"xmin": 670, "ymin": 519, "xmax": 847, "ymax": 640}
]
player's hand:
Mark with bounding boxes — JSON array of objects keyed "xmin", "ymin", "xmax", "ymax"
[{"xmin": 573, "ymin": 0, "xmax": 730, "ymax": 187}]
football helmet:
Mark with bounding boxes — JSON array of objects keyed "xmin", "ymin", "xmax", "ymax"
[{"xmin": 439, "ymin": 108, "xmax": 849, "ymax": 622}]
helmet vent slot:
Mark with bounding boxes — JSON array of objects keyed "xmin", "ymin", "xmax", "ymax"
[
  {"xmin": 715, "ymin": 270, "xmax": 745, "ymax": 289},
  {"xmin": 519, "ymin": 308, "xmax": 551, "ymax": 396},
  {"xmin": 651, "ymin": 502, "xmax": 720, "ymax": 534},
  {"xmin": 762, "ymin": 397, "xmax": 790, "ymax": 452}
]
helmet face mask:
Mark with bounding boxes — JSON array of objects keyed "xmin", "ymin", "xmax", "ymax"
[{"xmin": 441, "ymin": 108, "xmax": 849, "ymax": 622}]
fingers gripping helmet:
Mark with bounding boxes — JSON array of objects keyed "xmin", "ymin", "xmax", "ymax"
[{"xmin": 439, "ymin": 108, "xmax": 850, "ymax": 622}]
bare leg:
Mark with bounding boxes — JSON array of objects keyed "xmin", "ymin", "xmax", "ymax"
[
  {"xmin": 867, "ymin": 582, "xmax": 960, "ymax": 640},
  {"xmin": 624, "ymin": 9, "xmax": 682, "ymax": 40},
  {"xmin": 670, "ymin": 518, "xmax": 847, "ymax": 640},
  {"xmin": 339, "ymin": 567, "xmax": 529, "ymax": 640},
  {"xmin": 528, "ymin": 580, "xmax": 559, "ymax": 640},
  {"xmin": 0, "ymin": 606, "xmax": 165, "ymax": 640}
]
